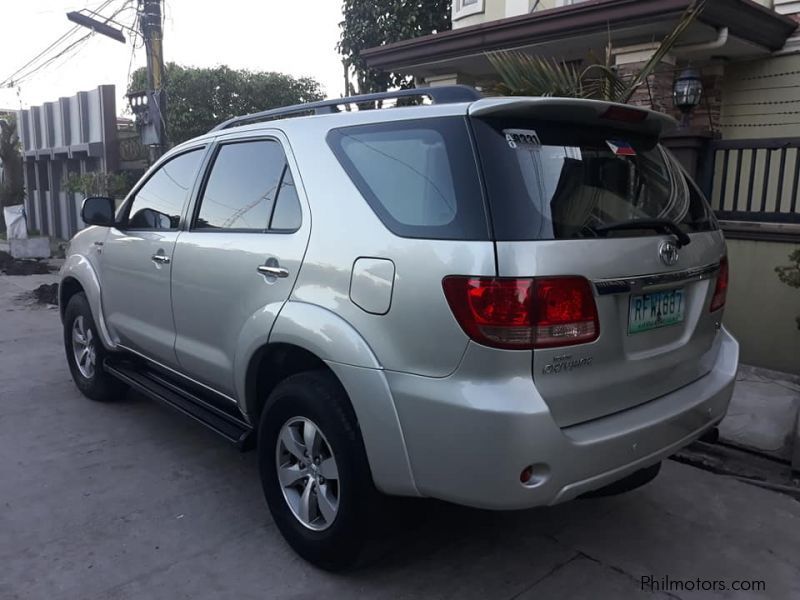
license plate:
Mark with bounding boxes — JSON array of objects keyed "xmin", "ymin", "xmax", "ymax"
[{"xmin": 628, "ymin": 288, "xmax": 685, "ymax": 334}]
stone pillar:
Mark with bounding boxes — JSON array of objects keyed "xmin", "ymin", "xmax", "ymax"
[
  {"xmin": 661, "ymin": 129, "xmax": 718, "ymax": 193},
  {"xmin": 613, "ymin": 42, "xmax": 677, "ymax": 114},
  {"xmin": 686, "ymin": 64, "xmax": 725, "ymax": 132},
  {"xmin": 612, "ymin": 44, "xmax": 725, "ymax": 130}
]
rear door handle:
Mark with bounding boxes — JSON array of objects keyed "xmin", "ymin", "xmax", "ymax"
[
  {"xmin": 257, "ymin": 265, "xmax": 289, "ymax": 278},
  {"xmin": 151, "ymin": 254, "xmax": 171, "ymax": 264}
]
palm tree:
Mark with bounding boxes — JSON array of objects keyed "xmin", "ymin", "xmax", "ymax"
[
  {"xmin": 485, "ymin": 1, "xmax": 705, "ymax": 103},
  {"xmin": 0, "ymin": 117, "xmax": 25, "ymax": 233}
]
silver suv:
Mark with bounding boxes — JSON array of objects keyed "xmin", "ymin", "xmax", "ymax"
[{"xmin": 60, "ymin": 86, "xmax": 738, "ymax": 569}]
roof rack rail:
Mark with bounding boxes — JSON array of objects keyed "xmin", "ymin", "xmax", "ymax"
[{"xmin": 208, "ymin": 85, "xmax": 482, "ymax": 133}]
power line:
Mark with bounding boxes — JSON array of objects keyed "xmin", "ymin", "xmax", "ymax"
[
  {"xmin": 10, "ymin": 33, "xmax": 95, "ymax": 88},
  {"xmin": 1, "ymin": 28, "xmax": 83, "ymax": 86},
  {"xmin": 6, "ymin": 1, "xmax": 135, "ymax": 89},
  {"xmin": 126, "ymin": 5, "xmax": 143, "ymax": 89},
  {"xmin": 1, "ymin": 0, "xmax": 135, "ymax": 89},
  {"xmin": 0, "ymin": 0, "xmax": 117, "ymax": 87}
]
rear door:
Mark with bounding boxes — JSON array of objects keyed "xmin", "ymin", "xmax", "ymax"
[
  {"xmin": 471, "ymin": 112, "xmax": 726, "ymax": 427},
  {"xmin": 170, "ymin": 134, "xmax": 309, "ymax": 398}
]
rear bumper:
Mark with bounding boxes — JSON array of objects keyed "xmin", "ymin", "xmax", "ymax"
[{"xmin": 386, "ymin": 327, "xmax": 738, "ymax": 510}]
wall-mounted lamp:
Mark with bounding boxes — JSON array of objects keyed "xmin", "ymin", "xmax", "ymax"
[{"xmin": 673, "ymin": 67, "xmax": 703, "ymax": 127}]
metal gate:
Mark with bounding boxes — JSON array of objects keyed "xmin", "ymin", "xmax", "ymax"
[{"xmin": 705, "ymin": 137, "xmax": 800, "ymax": 225}]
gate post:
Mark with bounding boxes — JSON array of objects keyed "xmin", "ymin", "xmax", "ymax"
[{"xmin": 661, "ymin": 129, "xmax": 718, "ymax": 196}]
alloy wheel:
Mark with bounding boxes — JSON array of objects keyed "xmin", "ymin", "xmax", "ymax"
[
  {"xmin": 71, "ymin": 315, "xmax": 96, "ymax": 379},
  {"xmin": 275, "ymin": 416, "xmax": 340, "ymax": 531}
]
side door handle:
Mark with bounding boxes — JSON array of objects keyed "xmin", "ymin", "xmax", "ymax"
[
  {"xmin": 257, "ymin": 265, "xmax": 289, "ymax": 278},
  {"xmin": 151, "ymin": 254, "xmax": 171, "ymax": 264}
]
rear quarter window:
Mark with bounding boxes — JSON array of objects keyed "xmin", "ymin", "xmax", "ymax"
[{"xmin": 327, "ymin": 117, "xmax": 489, "ymax": 240}]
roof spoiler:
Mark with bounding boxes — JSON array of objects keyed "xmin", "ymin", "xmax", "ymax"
[{"xmin": 468, "ymin": 97, "xmax": 677, "ymax": 138}]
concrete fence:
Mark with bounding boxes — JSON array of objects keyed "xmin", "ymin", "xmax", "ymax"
[{"xmin": 16, "ymin": 85, "xmax": 119, "ymax": 240}]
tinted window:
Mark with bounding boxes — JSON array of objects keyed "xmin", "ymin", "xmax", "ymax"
[
  {"xmin": 271, "ymin": 167, "xmax": 302, "ymax": 231},
  {"xmin": 195, "ymin": 140, "xmax": 287, "ymax": 231},
  {"xmin": 472, "ymin": 118, "xmax": 717, "ymax": 241},
  {"xmin": 327, "ymin": 118, "xmax": 488, "ymax": 240},
  {"xmin": 127, "ymin": 149, "xmax": 204, "ymax": 230}
]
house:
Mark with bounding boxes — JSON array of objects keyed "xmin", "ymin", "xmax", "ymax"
[{"xmin": 363, "ymin": 0, "xmax": 800, "ymax": 374}]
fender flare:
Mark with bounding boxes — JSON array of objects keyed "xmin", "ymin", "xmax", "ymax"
[
  {"xmin": 60, "ymin": 254, "xmax": 117, "ymax": 351},
  {"xmin": 269, "ymin": 301, "xmax": 382, "ymax": 369},
  {"xmin": 232, "ymin": 300, "xmax": 289, "ymax": 403},
  {"xmin": 232, "ymin": 300, "xmax": 381, "ymax": 409},
  {"xmin": 238, "ymin": 301, "xmax": 418, "ymax": 496}
]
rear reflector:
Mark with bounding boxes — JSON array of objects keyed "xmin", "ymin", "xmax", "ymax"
[
  {"xmin": 709, "ymin": 256, "xmax": 728, "ymax": 312},
  {"xmin": 442, "ymin": 276, "xmax": 599, "ymax": 350}
]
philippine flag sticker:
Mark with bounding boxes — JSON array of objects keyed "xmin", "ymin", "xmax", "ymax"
[{"xmin": 606, "ymin": 139, "xmax": 636, "ymax": 156}]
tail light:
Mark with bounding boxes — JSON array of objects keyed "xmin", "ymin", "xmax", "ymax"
[
  {"xmin": 600, "ymin": 105, "xmax": 649, "ymax": 123},
  {"xmin": 709, "ymin": 256, "xmax": 729, "ymax": 312},
  {"xmin": 442, "ymin": 276, "xmax": 599, "ymax": 350}
]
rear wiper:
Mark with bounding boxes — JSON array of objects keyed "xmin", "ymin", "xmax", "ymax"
[{"xmin": 591, "ymin": 219, "xmax": 691, "ymax": 247}]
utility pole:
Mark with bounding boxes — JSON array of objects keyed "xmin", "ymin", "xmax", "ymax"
[
  {"xmin": 135, "ymin": 0, "xmax": 167, "ymax": 161},
  {"xmin": 67, "ymin": 1, "xmax": 167, "ymax": 161}
]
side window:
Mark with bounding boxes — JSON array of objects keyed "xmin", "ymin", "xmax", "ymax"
[
  {"xmin": 194, "ymin": 140, "xmax": 289, "ymax": 231},
  {"xmin": 127, "ymin": 148, "xmax": 204, "ymax": 230},
  {"xmin": 270, "ymin": 167, "xmax": 302, "ymax": 231}
]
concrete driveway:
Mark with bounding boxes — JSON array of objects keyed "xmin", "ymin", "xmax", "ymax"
[{"xmin": 1, "ymin": 273, "xmax": 799, "ymax": 600}]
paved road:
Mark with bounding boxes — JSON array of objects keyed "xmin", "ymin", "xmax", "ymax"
[{"xmin": 1, "ymin": 274, "xmax": 799, "ymax": 600}]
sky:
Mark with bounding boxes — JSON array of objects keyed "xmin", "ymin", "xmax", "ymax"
[{"xmin": 0, "ymin": 0, "xmax": 345, "ymax": 114}]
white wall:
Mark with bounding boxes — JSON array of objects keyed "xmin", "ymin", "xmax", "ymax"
[
  {"xmin": 720, "ymin": 54, "xmax": 800, "ymax": 140},
  {"xmin": 725, "ymin": 239, "xmax": 800, "ymax": 375}
]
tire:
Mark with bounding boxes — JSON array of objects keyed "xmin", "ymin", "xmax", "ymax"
[
  {"xmin": 63, "ymin": 292, "xmax": 125, "ymax": 402},
  {"xmin": 258, "ymin": 370, "xmax": 377, "ymax": 571}
]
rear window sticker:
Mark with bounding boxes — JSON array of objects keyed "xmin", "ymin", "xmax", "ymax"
[{"xmin": 504, "ymin": 129, "xmax": 541, "ymax": 149}]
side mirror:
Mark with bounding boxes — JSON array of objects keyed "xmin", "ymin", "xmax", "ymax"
[{"xmin": 81, "ymin": 196, "xmax": 116, "ymax": 227}]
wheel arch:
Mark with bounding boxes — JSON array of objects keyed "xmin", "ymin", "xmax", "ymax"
[
  {"xmin": 244, "ymin": 342, "xmax": 330, "ymax": 425},
  {"xmin": 240, "ymin": 301, "xmax": 418, "ymax": 496},
  {"xmin": 59, "ymin": 254, "xmax": 116, "ymax": 350},
  {"xmin": 59, "ymin": 276, "xmax": 83, "ymax": 321},
  {"xmin": 233, "ymin": 300, "xmax": 382, "ymax": 413}
]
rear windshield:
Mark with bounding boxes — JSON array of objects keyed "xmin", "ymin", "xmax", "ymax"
[
  {"xmin": 472, "ymin": 118, "xmax": 718, "ymax": 241},
  {"xmin": 327, "ymin": 117, "xmax": 489, "ymax": 240}
]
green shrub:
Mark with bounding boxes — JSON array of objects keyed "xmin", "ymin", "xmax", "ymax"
[{"xmin": 63, "ymin": 171, "xmax": 132, "ymax": 199}]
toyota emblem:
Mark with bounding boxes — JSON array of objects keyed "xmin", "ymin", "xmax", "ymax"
[{"xmin": 659, "ymin": 240, "xmax": 680, "ymax": 266}]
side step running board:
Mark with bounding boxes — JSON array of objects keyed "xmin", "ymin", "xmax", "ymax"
[{"xmin": 104, "ymin": 360, "xmax": 253, "ymax": 450}]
